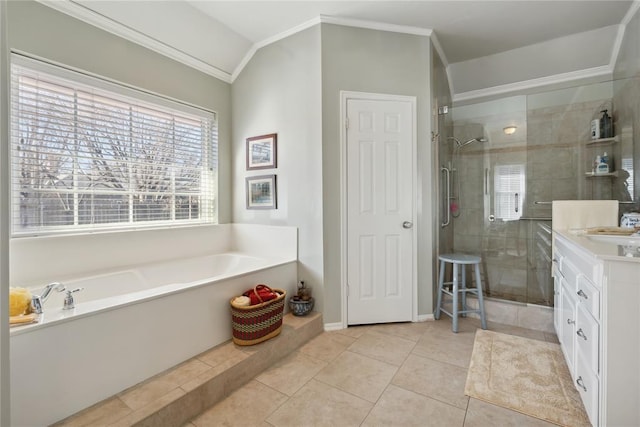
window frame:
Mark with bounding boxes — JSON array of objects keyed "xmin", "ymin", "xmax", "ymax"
[{"xmin": 10, "ymin": 54, "xmax": 218, "ymax": 237}]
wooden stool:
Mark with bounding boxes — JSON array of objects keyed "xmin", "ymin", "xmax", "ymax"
[{"xmin": 434, "ymin": 254, "xmax": 487, "ymax": 333}]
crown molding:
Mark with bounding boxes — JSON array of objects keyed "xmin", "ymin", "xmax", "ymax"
[
  {"xmin": 36, "ymin": 0, "xmax": 232, "ymax": 83},
  {"xmin": 452, "ymin": 65, "xmax": 613, "ymax": 103},
  {"xmin": 319, "ymin": 15, "xmax": 432, "ymax": 37},
  {"xmin": 232, "ymin": 14, "xmax": 433, "ymax": 82},
  {"xmin": 231, "ymin": 16, "xmax": 322, "ymax": 82}
]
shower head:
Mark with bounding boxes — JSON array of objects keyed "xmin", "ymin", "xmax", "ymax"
[{"xmin": 447, "ymin": 137, "xmax": 487, "ymax": 148}]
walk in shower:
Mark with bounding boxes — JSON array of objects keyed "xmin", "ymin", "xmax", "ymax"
[{"xmin": 437, "ymin": 79, "xmax": 637, "ymax": 307}]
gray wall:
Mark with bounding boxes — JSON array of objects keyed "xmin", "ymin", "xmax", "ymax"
[
  {"xmin": 231, "ymin": 27, "xmax": 324, "ymax": 309},
  {"xmin": 7, "ymin": 0, "xmax": 233, "ymax": 222},
  {"xmin": 321, "ymin": 24, "xmax": 433, "ymax": 323}
]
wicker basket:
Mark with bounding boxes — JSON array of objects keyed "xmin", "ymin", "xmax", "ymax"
[{"xmin": 230, "ymin": 287, "xmax": 286, "ymax": 346}]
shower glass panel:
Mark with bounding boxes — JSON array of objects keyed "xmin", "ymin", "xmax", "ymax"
[{"xmin": 445, "ymin": 80, "xmax": 627, "ymax": 307}]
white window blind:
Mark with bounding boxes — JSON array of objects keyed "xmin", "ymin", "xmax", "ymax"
[
  {"xmin": 494, "ymin": 164, "xmax": 525, "ymax": 221},
  {"xmin": 10, "ymin": 57, "xmax": 217, "ymax": 236}
]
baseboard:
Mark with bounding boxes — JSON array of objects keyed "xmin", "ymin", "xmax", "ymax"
[
  {"xmin": 417, "ymin": 314, "xmax": 434, "ymax": 322},
  {"xmin": 323, "ymin": 322, "xmax": 344, "ymax": 331}
]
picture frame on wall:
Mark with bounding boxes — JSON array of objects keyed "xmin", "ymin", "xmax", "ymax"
[
  {"xmin": 246, "ymin": 133, "xmax": 277, "ymax": 170},
  {"xmin": 246, "ymin": 175, "xmax": 277, "ymax": 209}
]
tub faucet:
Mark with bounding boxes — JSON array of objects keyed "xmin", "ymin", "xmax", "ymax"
[{"xmin": 31, "ymin": 282, "xmax": 65, "ymax": 314}]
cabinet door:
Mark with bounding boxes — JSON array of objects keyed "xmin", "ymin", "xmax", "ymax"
[
  {"xmin": 560, "ymin": 280, "xmax": 577, "ymax": 376},
  {"xmin": 553, "ymin": 269, "xmax": 562, "ymax": 336}
]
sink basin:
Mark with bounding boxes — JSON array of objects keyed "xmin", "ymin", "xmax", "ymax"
[{"xmin": 587, "ymin": 234, "xmax": 640, "ymax": 246}]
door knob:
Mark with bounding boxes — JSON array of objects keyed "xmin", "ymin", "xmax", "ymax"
[{"xmin": 402, "ymin": 221, "xmax": 413, "ymax": 229}]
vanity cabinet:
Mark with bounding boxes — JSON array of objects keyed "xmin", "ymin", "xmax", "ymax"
[{"xmin": 553, "ymin": 232, "xmax": 640, "ymax": 426}]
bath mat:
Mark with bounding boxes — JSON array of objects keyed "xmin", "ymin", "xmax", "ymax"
[{"xmin": 464, "ymin": 329, "xmax": 590, "ymax": 426}]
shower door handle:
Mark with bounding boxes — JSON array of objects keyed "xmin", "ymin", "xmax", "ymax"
[
  {"xmin": 515, "ymin": 193, "xmax": 519, "ymax": 213},
  {"xmin": 441, "ymin": 167, "xmax": 451, "ymax": 227}
]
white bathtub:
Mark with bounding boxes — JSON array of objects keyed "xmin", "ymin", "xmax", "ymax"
[{"xmin": 10, "ymin": 225, "xmax": 298, "ymax": 426}]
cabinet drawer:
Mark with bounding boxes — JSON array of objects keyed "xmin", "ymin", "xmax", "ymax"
[
  {"xmin": 575, "ymin": 353, "xmax": 599, "ymax": 426},
  {"xmin": 576, "ymin": 275, "xmax": 600, "ymax": 320},
  {"xmin": 560, "ymin": 257, "xmax": 580, "ymax": 291},
  {"xmin": 576, "ymin": 303, "xmax": 599, "ymax": 375}
]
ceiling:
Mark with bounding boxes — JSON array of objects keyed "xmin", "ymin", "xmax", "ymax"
[{"xmin": 63, "ymin": 0, "xmax": 635, "ymax": 92}]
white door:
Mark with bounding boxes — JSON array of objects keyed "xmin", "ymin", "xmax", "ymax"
[{"xmin": 346, "ymin": 97, "xmax": 415, "ymax": 325}]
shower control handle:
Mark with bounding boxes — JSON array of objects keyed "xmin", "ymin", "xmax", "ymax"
[{"xmin": 402, "ymin": 221, "xmax": 413, "ymax": 229}]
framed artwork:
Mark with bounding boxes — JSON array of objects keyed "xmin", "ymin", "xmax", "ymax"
[
  {"xmin": 246, "ymin": 175, "xmax": 277, "ymax": 209},
  {"xmin": 246, "ymin": 133, "xmax": 277, "ymax": 170}
]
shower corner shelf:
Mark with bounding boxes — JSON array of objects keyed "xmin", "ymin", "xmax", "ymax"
[
  {"xmin": 585, "ymin": 135, "xmax": 619, "ymax": 146},
  {"xmin": 585, "ymin": 170, "xmax": 619, "ymax": 178}
]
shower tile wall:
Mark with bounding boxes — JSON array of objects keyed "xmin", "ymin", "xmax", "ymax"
[{"xmin": 450, "ymin": 94, "xmax": 613, "ymax": 307}]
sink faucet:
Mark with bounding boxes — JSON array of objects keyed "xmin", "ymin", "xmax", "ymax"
[{"xmin": 31, "ymin": 282, "xmax": 65, "ymax": 314}]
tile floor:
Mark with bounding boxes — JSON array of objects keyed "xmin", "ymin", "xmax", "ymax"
[{"xmin": 185, "ymin": 317, "xmax": 560, "ymax": 427}]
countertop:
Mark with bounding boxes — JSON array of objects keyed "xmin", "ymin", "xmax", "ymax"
[{"xmin": 554, "ymin": 228, "xmax": 640, "ymax": 263}]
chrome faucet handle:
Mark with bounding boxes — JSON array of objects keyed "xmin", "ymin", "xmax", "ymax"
[
  {"xmin": 30, "ymin": 282, "xmax": 66, "ymax": 314},
  {"xmin": 63, "ymin": 288, "xmax": 84, "ymax": 310}
]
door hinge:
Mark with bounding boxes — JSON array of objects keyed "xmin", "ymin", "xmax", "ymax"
[
  {"xmin": 346, "ymin": 284, "xmax": 349, "ymax": 297},
  {"xmin": 438, "ymin": 105, "xmax": 449, "ymax": 115},
  {"xmin": 345, "ymin": 117, "xmax": 349, "ymax": 130}
]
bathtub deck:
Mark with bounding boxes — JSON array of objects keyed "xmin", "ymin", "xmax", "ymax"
[{"xmin": 54, "ymin": 312, "xmax": 323, "ymax": 427}]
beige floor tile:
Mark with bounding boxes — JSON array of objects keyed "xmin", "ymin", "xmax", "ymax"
[
  {"xmin": 412, "ymin": 326, "xmax": 476, "ymax": 368},
  {"xmin": 372, "ymin": 321, "xmax": 432, "ymax": 342},
  {"xmin": 333, "ymin": 324, "xmax": 372, "ymax": 338},
  {"xmin": 54, "ymin": 397, "xmax": 131, "ymax": 427},
  {"xmin": 543, "ymin": 331, "xmax": 560, "ymax": 344},
  {"xmin": 464, "ymin": 398, "xmax": 558, "ymax": 427},
  {"xmin": 362, "ymin": 384, "xmax": 466, "ymax": 427},
  {"xmin": 314, "ymin": 350, "xmax": 397, "ymax": 403},
  {"xmin": 487, "ymin": 322, "xmax": 547, "ymax": 342},
  {"xmin": 392, "ymin": 354, "xmax": 469, "ymax": 409},
  {"xmin": 256, "ymin": 351, "xmax": 327, "ymax": 396},
  {"xmin": 197, "ymin": 341, "xmax": 249, "ymax": 368},
  {"xmin": 111, "ymin": 388, "xmax": 186, "ymax": 427},
  {"xmin": 266, "ymin": 379, "xmax": 372, "ymax": 427},
  {"xmin": 298, "ymin": 332, "xmax": 355, "ymax": 362},
  {"xmin": 347, "ymin": 329, "xmax": 416, "ymax": 366},
  {"xmin": 192, "ymin": 380, "xmax": 288, "ymax": 427}
]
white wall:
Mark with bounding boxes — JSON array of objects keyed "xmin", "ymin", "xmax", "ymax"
[
  {"xmin": 231, "ymin": 26, "xmax": 324, "ymax": 310},
  {"xmin": 614, "ymin": 5, "xmax": 640, "ymax": 80}
]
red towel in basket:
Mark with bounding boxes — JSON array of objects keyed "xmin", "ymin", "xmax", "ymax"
[{"xmin": 243, "ymin": 284, "xmax": 278, "ymax": 305}]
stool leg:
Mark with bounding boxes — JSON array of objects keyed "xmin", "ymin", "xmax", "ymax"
[
  {"xmin": 461, "ymin": 264, "xmax": 467, "ymax": 318},
  {"xmin": 475, "ymin": 263, "xmax": 487, "ymax": 330},
  {"xmin": 452, "ymin": 262, "xmax": 459, "ymax": 333},
  {"xmin": 434, "ymin": 260, "xmax": 445, "ymax": 320}
]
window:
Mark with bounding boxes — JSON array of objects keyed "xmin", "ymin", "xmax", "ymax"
[
  {"xmin": 10, "ymin": 56, "xmax": 217, "ymax": 236},
  {"xmin": 494, "ymin": 164, "xmax": 525, "ymax": 221}
]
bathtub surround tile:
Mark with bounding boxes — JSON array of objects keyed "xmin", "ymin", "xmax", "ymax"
[
  {"xmin": 53, "ymin": 397, "xmax": 132, "ymax": 427},
  {"xmin": 362, "ymin": 384, "xmax": 466, "ymax": 427},
  {"xmin": 393, "ymin": 354, "xmax": 470, "ymax": 409},
  {"xmin": 119, "ymin": 377, "xmax": 180, "ymax": 411},
  {"xmin": 191, "ymin": 380, "xmax": 288, "ymax": 427},
  {"xmin": 347, "ymin": 329, "xmax": 416, "ymax": 366},
  {"xmin": 517, "ymin": 304, "xmax": 554, "ymax": 333},
  {"xmin": 54, "ymin": 313, "xmax": 323, "ymax": 427},
  {"xmin": 298, "ymin": 330, "xmax": 356, "ymax": 362},
  {"xmin": 256, "ymin": 350, "xmax": 327, "ymax": 396},
  {"xmin": 266, "ymin": 379, "xmax": 373, "ymax": 427},
  {"xmin": 314, "ymin": 350, "xmax": 398, "ymax": 403},
  {"xmin": 111, "ymin": 388, "xmax": 186, "ymax": 427},
  {"xmin": 197, "ymin": 341, "xmax": 249, "ymax": 368}
]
